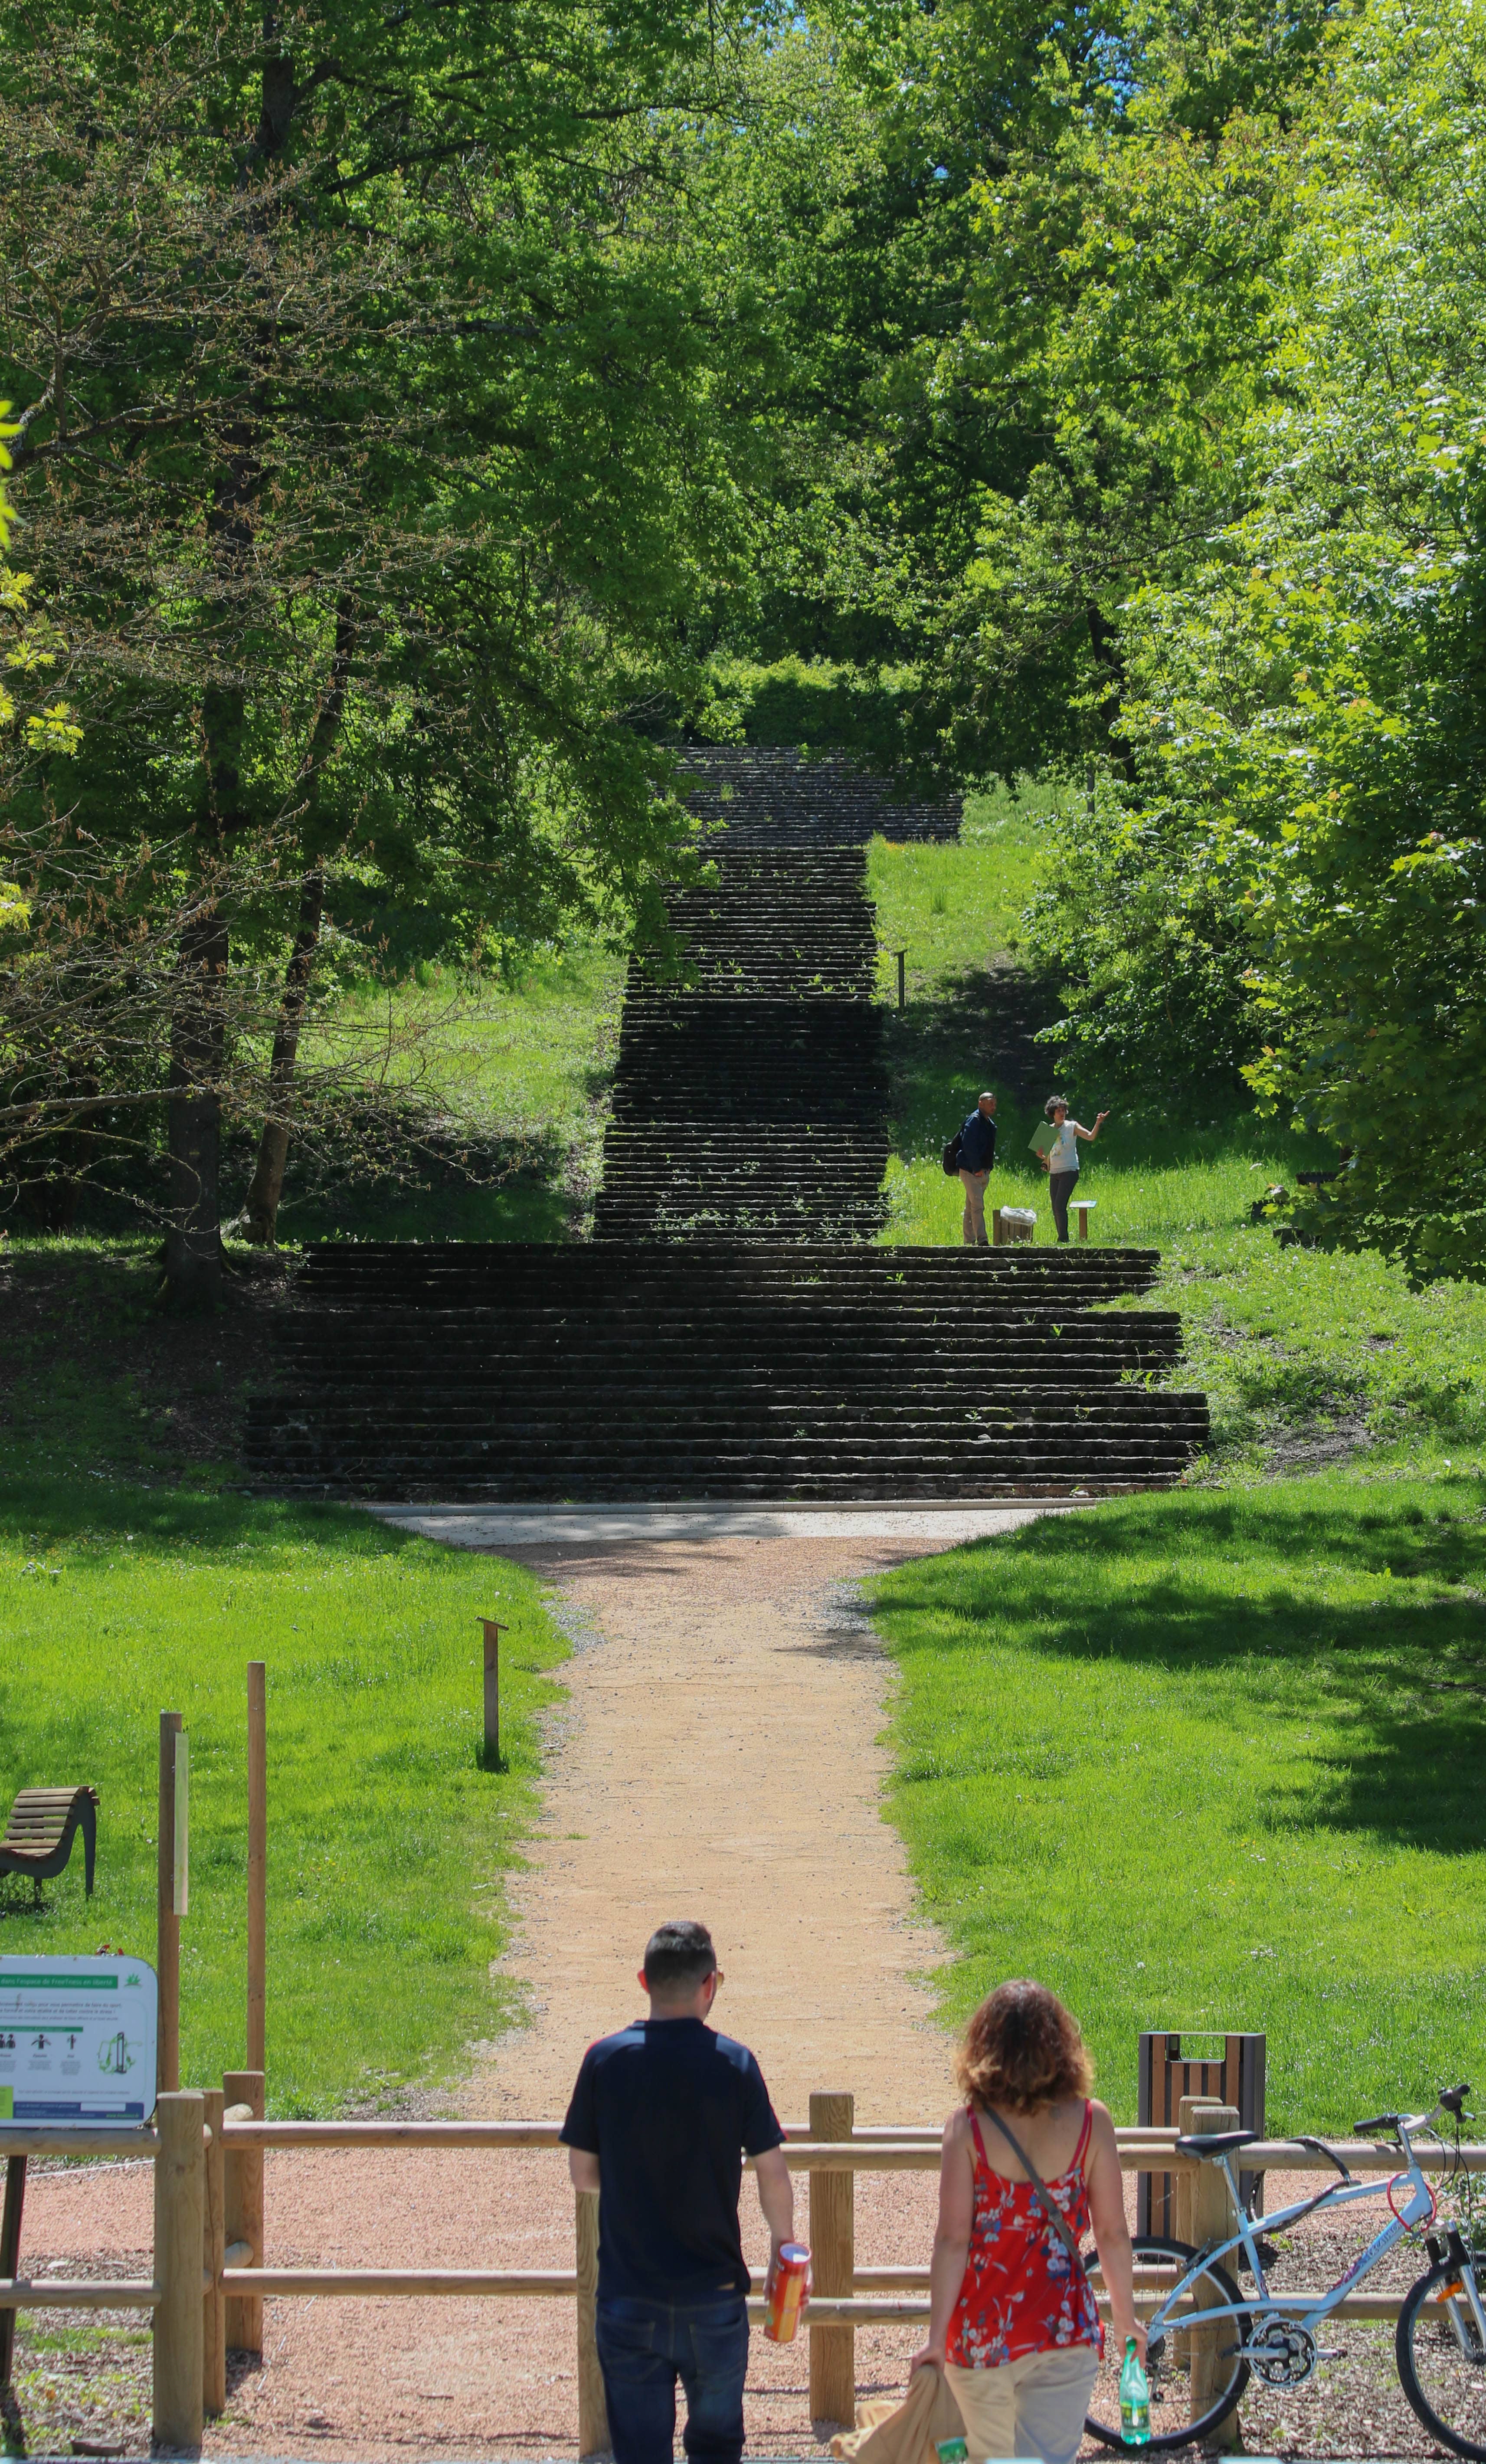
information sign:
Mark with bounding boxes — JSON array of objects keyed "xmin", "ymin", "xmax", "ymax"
[{"xmin": 0, "ymin": 1956, "xmax": 157, "ymax": 2125}]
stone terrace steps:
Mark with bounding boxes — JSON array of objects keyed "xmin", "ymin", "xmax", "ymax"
[
  {"xmin": 242, "ymin": 1242, "xmax": 1209, "ymax": 1500},
  {"xmin": 682, "ymin": 747, "xmax": 962, "ymax": 846},
  {"xmin": 634, "ymin": 846, "xmax": 880, "ymax": 999}
]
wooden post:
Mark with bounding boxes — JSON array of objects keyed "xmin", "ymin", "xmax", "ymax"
[
  {"xmin": 201, "ymin": 2088, "xmax": 225, "ymax": 2418},
  {"xmin": 1179, "ymin": 2096, "xmax": 1241, "ymax": 2451},
  {"xmin": 575, "ymin": 2188, "xmax": 609, "ymax": 2460},
  {"xmin": 153, "ymin": 2091, "xmax": 205, "ymax": 2453},
  {"xmin": 480, "ymin": 1622, "xmax": 507, "ymax": 1766},
  {"xmin": 895, "ymin": 951, "xmax": 906, "ymax": 1011},
  {"xmin": 157, "ymin": 1712, "xmax": 183, "ymax": 2094},
  {"xmin": 808, "ymin": 2089, "xmax": 854, "ymax": 2429},
  {"xmin": 992, "ymin": 1207, "xmax": 1005, "ymax": 1245},
  {"xmin": 223, "ymin": 2070, "xmax": 265, "ymax": 2356},
  {"xmin": 246, "ymin": 1662, "xmax": 266, "ymax": 2077},
  {"xmin": 0, "ymin": 2156, "xmax": 24, "ymax": 2387}
]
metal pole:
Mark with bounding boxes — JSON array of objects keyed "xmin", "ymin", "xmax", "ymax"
[
  {"xmin": 157, "ymin": 1712, "xmax": 183, "ymax": 2095},
  {"xmin": 246, "ymin": 1662, "xmax": 266, "ymax": 2076}
]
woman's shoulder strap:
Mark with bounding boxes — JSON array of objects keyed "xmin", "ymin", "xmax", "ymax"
[
  {"xmin": 1073, "ymin": 2098, "xmax": 1094, "ymax": 2169},
  {"xmin": 966, "ymin": 2106, "xmax": 992, "ymax": 2172}
]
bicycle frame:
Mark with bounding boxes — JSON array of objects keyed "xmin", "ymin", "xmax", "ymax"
[{"xmin": 1144, "ymin": 2109, "xmax": 1480, "ymax": 2359}]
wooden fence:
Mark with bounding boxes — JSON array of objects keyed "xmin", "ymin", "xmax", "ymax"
[{"xmin": 3, "ymin": 2089, "xmax": 1483, "ymax": 2455}]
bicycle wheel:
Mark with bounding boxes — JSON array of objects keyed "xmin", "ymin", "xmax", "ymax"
[
  {"xmin": 1083, "ymin": 2233, "xmax": 1252, "ymax": 2451},
  {"xmin": 1398, "ymin": 2256, "xmax": 1486, "ymax": 2460}
]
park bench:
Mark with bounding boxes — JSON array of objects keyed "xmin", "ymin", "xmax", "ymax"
[{"xmin": 0, "ymin": 1784, "xmax": 99, "ymax": 1900}]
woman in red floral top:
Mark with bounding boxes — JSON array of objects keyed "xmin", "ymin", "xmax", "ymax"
[{"xmin": 909, "ymin": 1981, "xmax": 1143, "ymax": 2464}]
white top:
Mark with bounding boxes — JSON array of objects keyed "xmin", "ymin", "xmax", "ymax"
[{"xmin": 1047, "ymin": 1121, "xmax": 1080, "ymax": 1173}]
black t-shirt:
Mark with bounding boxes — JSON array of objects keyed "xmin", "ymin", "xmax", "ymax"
[{"xmin": 560, "ymin": 2018, "xmax": 784, "ymax": 2301}]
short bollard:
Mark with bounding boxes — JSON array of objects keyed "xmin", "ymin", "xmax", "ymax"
[
  {"xmin": 153, "ymin": 2090, "xmax": 205, "ymax": 2451},
  {"xmin": 202, "ymin": 2087, "xmax": 226, "ymax": 2417},
  {"xmin": 223, "ymin": 2069, "xmax": 265, "ymax": 2356},
  {"xmin": 576, "ymin": 2188, "xmax": 609, "ymax": 2460},
  {"xmin": 809, "ymin": 2089, "xmax": 854, "ymax": 2427},
  {"xmin": 1179, "ymin": 2096, "xmax": 1241, "ymax": 2452}
]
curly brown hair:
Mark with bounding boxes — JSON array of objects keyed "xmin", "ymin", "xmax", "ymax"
[{"xmin": 954, "ymin": 1980, "xmax": 1094, "ymax": 2113}]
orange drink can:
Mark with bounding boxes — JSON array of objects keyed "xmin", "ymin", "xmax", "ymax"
[{"xmin": 763, "ymin": 2244, "xmax": 810, "ymax": 2344}]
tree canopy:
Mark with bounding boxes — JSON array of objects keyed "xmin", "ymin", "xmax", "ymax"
[{"xmin": 2, "ymin": 0, "xmax": 1484, "ymax": 1285}]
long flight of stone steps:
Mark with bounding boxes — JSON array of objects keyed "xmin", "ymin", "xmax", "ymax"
[
  {"xmin": 244, "ymin": 748, "xmax": 1209, "ymax": 1497},
  {"xmin": 244, "ymin": 1242, "xmax": 1208, "ymax": 1498}
]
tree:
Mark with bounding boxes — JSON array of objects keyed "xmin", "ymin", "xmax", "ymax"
[{"xmin": 0, "ymin": 0, "xmax": 770, "ymax": 1291}]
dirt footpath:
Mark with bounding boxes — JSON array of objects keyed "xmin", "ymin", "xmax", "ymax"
[
  {"xmin": 21, "ymin": 1527, "xmax": 982, "ymax": 2461},
  {"xmin": 16, "ymin": 1523, "xmax": 1441, "ymax": 2461}
]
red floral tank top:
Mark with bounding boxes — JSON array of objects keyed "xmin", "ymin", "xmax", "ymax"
[{"xmin": 946, "ymin": 2101, "xmax": 1102, "ymax": 2368}]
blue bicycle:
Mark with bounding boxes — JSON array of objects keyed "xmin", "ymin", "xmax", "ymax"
[{"xmin": 1079, "ymin": 2084, "xmax": 1486, "ymax": 2454}]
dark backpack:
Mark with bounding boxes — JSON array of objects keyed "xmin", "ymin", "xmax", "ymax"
[{"xmin": 942, "ymin": 1130, "xmax": 962, "ymax": 1176}]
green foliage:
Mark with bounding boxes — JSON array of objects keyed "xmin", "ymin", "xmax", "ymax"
[
  {"xmin": 867, "ymin": 1477, "xmax": 1486, "ymax": 2128},
  {"xmin": 0, "ymin": 1481, "xmax": 566, "ymax": 2112}
]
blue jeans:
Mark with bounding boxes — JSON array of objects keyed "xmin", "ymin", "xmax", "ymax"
[{"xmin": 595, "ymin": 2292, "xmax": 749, "ymax": 2464}]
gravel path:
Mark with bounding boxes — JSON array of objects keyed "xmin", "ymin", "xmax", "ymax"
[{"xmin": 11, "ymin": 1525, "xmax": 1451, "ymax": 2461}]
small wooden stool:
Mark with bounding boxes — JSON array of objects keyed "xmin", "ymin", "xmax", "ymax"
[{"xmin": 1070, "ymin": 1198, "xmax": 1096, "ymax": 1241}]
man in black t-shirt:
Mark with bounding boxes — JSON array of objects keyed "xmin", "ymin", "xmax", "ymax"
[{"xmin": 561, "ymin": 1919, "xmax": 794, "ymax": 2464}]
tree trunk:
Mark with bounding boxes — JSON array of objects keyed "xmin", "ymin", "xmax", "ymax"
[
  {"xmin": 244, "ymin": 867, "xmax": 324, "ymax": 1245},
  {"xmin": 243, "ymin": 600, "xmax": 355, "ymax": 1245},
  {"xmin": 163, "ymin": 30, "xmax": 298, "ymax": 1302},
  {"xmin": 164, "ymin": 904, "xmax": 229, "ymax": 1306}
]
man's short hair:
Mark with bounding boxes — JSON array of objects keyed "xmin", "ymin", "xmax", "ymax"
[
  {"xmin": 642, "ymin": 1919, "xmax": 717, "ymax": 1992},
  {"xmin": 979, "ymin": 1091, "xmax": 995, "ymax": 1106}
]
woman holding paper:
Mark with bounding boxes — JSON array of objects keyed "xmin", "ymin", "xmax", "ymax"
[{"xmin": 1032, "ymin": 1097, "xmax": 1108, "ymax": 1242}]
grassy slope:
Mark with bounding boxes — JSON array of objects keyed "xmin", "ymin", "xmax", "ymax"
[
  {"xmin": 864, "ymin": 791, "xmax": 1486, "ymax": 2124},
  {"xmin": 0, "ymin": 1251, "xmax": 567, "ymax": 2115},
  {"xmin": 868, "ymin": 1476, "xmax": 1486, "ymax": 2130},
  {"xmin": 281, "ymin": 945, "xmax": 624, "ymax": 1244}
]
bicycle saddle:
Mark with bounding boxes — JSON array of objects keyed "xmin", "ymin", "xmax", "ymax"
[{"xmin": 1175, "ymin": 2129, "xmax": 1260, "ymax": 2156}]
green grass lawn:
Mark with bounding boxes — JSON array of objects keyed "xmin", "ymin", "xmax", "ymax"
[
  {"xmin": 280, "ymin": 944, "xmax": 624, "ymax": 1244},
  {"xmin": 0, "ymin": 1476, "xmax": 566, "ymax": 2113},
  {"xmin": 867, "ymin": 1475, "xmax": 1486, "ymax": 2130},
  {"xmin": 867, "ymin": 780, "xmax": 1058, "ymax": 1003}
]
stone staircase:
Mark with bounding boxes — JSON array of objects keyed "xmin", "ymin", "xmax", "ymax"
[
  {"xmin": 243, "ymin": 750, "xmax": 1209, "ymax": 1497},
  {"xmin": 244, "ymin": 1242, "xmax": 1208, "ymax": 1499}
]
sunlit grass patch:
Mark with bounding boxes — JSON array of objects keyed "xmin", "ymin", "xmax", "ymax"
[
  {"xmin": 0, "ymin": 1479, "xmax": 566, "ymax": 2113},
  {"xmin": 867, "ymin": 1475, "xmax": 1486, "ymax": 2129}
]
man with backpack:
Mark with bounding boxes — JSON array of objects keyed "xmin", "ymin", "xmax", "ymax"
[{"xmin": 952, "ymin": 1091, "xmax": 997, "ymax": 1245}]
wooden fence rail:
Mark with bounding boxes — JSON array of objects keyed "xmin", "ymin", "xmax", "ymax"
[{"xmin": 3, "ymin": 2093, "xmax": 1482, "ymax": 2457}]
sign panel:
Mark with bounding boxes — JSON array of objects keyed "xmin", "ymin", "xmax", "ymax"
[{"xmin": 0, "ymin": 1956, "xmax": 157, "ymax": 2125}]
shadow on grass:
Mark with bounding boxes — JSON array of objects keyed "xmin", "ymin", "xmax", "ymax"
[
  {"xmin": 0, "ymin": 1475, "xmax": 430, "ymax": 1556},
  {"xmin": 873, "ymin": 1480, "xmax": 1486, "ymax": 1854}
]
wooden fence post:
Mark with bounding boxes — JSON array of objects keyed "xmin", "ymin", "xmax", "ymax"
[
  {"xmin": 1178, "ymin": 2095, "xmax": 1241, "ymax": 2452},
  {"xmin": 575, "ymin": 2188, "xmax": 609, "ymax": 2459},
  {"xmin": 157, "ymin": 1713, "xmax": 183, "ymax": 2095},
  {"xmin": 246, "ymin": 1662, "xmax": 267, "ymax": 2075},
  {"xmin": 809, "ymin": 2089, "xmax": 855, "ymax": 2429},
  {"xmin": 201, "ymin": 2089, "xmax": 225, "ymax": 2418},
  {"xmin": 154, "ymin": 2091, "xmax": 205, "ymax": 2453},
  {"xmin": 0, "ymin": 2156, "xmax": 24, "ymax": 2388},
  {"xmin": 223, "ymin": 2070, "xmax": 265, "ymax": 2356}
]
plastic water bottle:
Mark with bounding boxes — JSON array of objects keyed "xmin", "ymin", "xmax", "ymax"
[{"xmin": 1120, "ymin": 2336, "xmax": 1151, "ymax": 2446}]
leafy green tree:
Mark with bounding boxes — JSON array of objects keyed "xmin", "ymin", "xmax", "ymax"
[{"xmin": 0, "ymin": 2, "xmax": 768, "ymax": 1291}]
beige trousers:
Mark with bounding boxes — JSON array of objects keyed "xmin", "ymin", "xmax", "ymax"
[
  {"xmin": 959, "ymin": 1169, "xmax": 991, "ymax": 1245},
  {"xmin": 944, "ymin": 2346, "xmax": 1099, "ymax": 2464}
]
